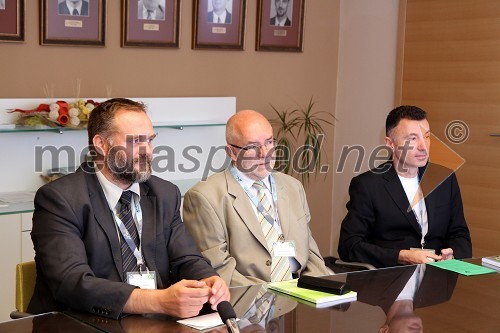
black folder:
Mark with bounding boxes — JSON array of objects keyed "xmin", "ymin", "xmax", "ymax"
[{"xmin": 297, "ymin": 275, "xmax": 351, "ymax": 295}]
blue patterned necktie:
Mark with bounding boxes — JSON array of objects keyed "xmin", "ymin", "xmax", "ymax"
[{"xmin": 118, "ymin": 191, "xmax": 139, "ymax": 278}]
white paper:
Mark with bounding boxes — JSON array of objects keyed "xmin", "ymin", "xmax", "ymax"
[{"xmin": 176, "ymin": 312, "xmax": 224, "ymax": 330}]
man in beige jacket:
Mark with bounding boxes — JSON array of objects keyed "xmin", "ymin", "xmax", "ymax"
[{"xmin": 183, "ymin": 110, "xmax": 330, "ymax": 286}]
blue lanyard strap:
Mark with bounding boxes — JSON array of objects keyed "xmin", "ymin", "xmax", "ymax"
[
  {"xmin": 115, "ymin": 196, "xmax": 146, "ymax": 271},
  {"xmin": 229, "ymin": 165, "xmax": 279, "ymax": 226}
]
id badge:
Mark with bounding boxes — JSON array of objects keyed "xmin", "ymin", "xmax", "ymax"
[
  {"xmin": 273, "ymin": 241, "xmax": 296, "ymax": 257},
  {"xmin": 126, "ymin": 271, "xmax": 157, "ymax": 289}
]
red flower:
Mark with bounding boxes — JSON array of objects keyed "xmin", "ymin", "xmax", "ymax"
[
  {"xmin": 36, "ymin": 104, "xmax": 50, "ymax": 112},
  {"xmin": 56, "ymin": 101, "xmax": 69, "ymax": 115},
  {"xmin": 57, "ymin": 114, "xmax": 69, "ymax": 125}
]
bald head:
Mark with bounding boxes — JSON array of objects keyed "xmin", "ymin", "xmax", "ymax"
[
  {"xmin": 226, "ymin": 110, "xmax": 272, "ymax": 145},
  {"xmin": 225, "ymin": 110, "xmax": 275, "ymax": 180}
]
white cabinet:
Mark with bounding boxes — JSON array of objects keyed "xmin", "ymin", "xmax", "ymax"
[
  {"xmin": 0, "ymin": 214, "xmax": 22, "ymax": 323},
  {"xmin": 0, "ymin": 212, "xmax": 34, "ymax": 322},
  {"xmin": 21, "ymin": 213, "xmax": 35, "ymax": 263}
]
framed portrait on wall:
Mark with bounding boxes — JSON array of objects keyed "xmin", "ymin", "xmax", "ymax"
[
  {"xmin": 256, "ymin": 0, "xmax": 305, "ymax": 52},
  {"xmin": 122, "ymin": 0, "xmax": 180, "ymax": 48},
  {"xmin": 40, "ymin": 0, "xmax": 106, "ymax": 46},
  {"xmin": 0, "ymin": 0, "xmax": 25, "ymax": 43},
  {"xmin": 192, "ymin": 0, "xmax": 246, "ymax": 50}
]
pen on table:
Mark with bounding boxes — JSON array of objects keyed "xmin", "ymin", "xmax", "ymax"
[{"xmin": 0, "ymin": 203, "xmax": 9, "ymax": 208}]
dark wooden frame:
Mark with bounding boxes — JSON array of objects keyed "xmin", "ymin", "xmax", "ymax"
[
  {"xmin": 122, "ymin": 0, "xmax": 180, "ymax": 48},
  {"xmin": 40, "ymin": 0, "xmax": 106, "ymax": 46},
  {"xmin": 256, "ymin": 0, "xmax": 305, "ymax": 52},
  {"xmin": 0, "ymin": 0, "xmax": 25, "ymax": 42},
  {"xmin": 192, "ymin": 0, "xmax": 246, "ymax": 50}
]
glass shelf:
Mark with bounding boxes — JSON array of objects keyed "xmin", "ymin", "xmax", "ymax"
[
  {"xmin": 0, "ymin": 121, "xmax": 225, "ymax": 133},
  {"xmin": 153, "ymin": 120, "xmax": 226, "ymax": 129},
  {"xmin": 0, "ymin": 178, "xmax": 200, "ymax": 216},
  {"xmin": 0, "ymin": 125, "xmax": 81, "ymax": 134},
  {"xmin": 0, "ymin": 201, "xmax": 34, "ymax": 216}
]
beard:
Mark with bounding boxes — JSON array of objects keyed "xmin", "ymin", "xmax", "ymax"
[{"xmin": 107, "ymin": 150, "xmax": 152, "ymax": 184}]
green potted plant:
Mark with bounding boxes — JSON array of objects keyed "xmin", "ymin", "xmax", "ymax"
[{"xmin": 270, "ymin": 97, "xmax": 335, "ymax": 185}]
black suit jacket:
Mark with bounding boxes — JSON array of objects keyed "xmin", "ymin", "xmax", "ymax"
[
  {"xmin": 59, "ymin": 0, "xmax": 89, "ymax": 16},
  {"xmin": 338, "ymin": 161, "xmax": 472, "ymax": 268},
  {"xmin": 208, "ymin": 9, "xmax": 232, "ymax": 24},
  {"xmin": 28, "ymin": 163, "xmax": 216, "ymax": 319}
]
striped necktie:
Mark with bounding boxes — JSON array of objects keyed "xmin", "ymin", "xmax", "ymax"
[
  {"xmin": 248, "ymin": 288, "xmax": 276, "ymax": 324},
  {"xmin": 253, "ymin": 181, "xmax": 292, "ymax": 282},
  {"xmin": 118, "ymin": 191, "xmax": 139, "ymax": 278}
]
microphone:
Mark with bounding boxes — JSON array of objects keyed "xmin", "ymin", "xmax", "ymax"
[{"xmin": 217, "ymin": 301, "xmax": 240, "ymax": 333}]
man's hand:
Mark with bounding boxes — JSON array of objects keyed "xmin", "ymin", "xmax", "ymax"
[
  {"xmin": 398, "ymin": 249, "xmax": 441, "ymax": 264},
  {"xmin": 124, "ymin": 279, "xmax": 211, "ymax": 318},
  {"xmin": 200, "ymin": 276, "xmax": 230, "ymax": 310},
  {"xmin": 439, "ymin": 248, "xmax": 454, "ymax": 261},
  {"xmin": 157, "ymin": 279, "xmax": 211, "ymax": 318}
]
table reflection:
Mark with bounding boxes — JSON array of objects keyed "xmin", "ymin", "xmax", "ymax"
[
  {"xmin": 347, "ymin": 264, "xmax": 457, "ymax": 333},
  {"xmin": 232, "ymin": 284, "xmax": 297, "ymax": 333},
  {"xmin": 6, "ymin": 261, "xmax": 497, "ymax": 333}
]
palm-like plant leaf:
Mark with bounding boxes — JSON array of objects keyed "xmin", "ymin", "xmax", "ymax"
[{"xmin": 270, "ymin": 97, "xmax": 335, "ymax": 185}]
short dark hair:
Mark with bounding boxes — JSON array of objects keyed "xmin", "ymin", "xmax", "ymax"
[
  {"xmin": 87, "ymin": 98, "xmax": 146, "ymax": 154},
  {"xmin": 386, "ymin": 105, "xmax": 427, "ymax": 136}
]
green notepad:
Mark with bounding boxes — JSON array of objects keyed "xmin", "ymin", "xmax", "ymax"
[
  {"xmin": 427, "ymin": 259, "xmax": 496, "ymax": 275},
  {"xmin": 268, "ymin": 279, "xmax": 357, "ymax": 307}
]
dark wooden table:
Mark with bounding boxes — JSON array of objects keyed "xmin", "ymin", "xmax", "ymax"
[{"xmin": 1, "ymin": 259, "xmax": 498, "ymax": 333}]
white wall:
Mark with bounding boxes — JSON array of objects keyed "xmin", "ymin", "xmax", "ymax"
[{"xmin": 328, "ymin": 1, "xmax": 401, "ymax": 331}]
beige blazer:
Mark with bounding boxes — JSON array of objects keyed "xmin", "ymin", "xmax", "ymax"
[{"xmin": 183, "ymin": 169, "xmax": 330, "ymax": 286}]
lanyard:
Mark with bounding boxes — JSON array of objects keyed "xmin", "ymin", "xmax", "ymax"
[
  {"xmin": 229, "ymin": 165, "xmax": 279, "ymax": 226},
  {"xmin": 114, "ymin": 195, "xmax": 146, "ymax": 271},
  {"xmin": 412, "ymin": 197, "xmax": 427, "ymax": 248}
]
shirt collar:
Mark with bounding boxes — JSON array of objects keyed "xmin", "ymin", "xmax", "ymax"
[
  {"xmin": 232, "ymin": 165, "xmax": 271, "ymax": 191},
  {"xmin": 66, "ymin": 0, "xmax": 82, "ymax": 13},
  {"xmin": 214, "ymin": 10, "xmax": 227, "ymax": 23},
  {"xmin": 142, "ymin": 6, "xmax": 156, "ymax": 18},
  {"xmin": 95, "ymin": 167, "xmax": 141, "ymax": 210},
  {"xmin": 275, "ymin": 16, "xmax": 287, "ymax": 26}
]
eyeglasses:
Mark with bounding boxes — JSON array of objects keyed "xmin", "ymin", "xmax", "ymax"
[
  {"xmin": 229, "ymin": 138, "xmax": 276, "ymax": 154},
  {"xmin": 125, "ymin": 134, "xmax": 157, "ymax": 145}
]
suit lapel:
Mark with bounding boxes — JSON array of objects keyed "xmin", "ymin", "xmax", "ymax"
[
  {"xmin": 274, "ymin": 174, "xmax": 290, "ymax": 238},
  {"xmin": 383, "ymin": 165, "xmax": 422, "ymax": 234},
  {"xmin": 138, "ymin": 184, "xmax": 161, "ymax": 287},
  {"xmin": 85, "ymin": 170, "xmax": 124, "ymax": 280},
  {"xmin": 225, "ymin": 169, "xmax": 268, "ymax": 250},
  {"xmin": 418, "ymin": 163, "xmax": 448, "ymax": 235},
  {"xmin": 84, "ymin": 165, "xmax": 159, "ymax": 284}
]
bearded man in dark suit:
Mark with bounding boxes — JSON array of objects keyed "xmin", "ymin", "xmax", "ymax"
[{"xmin": 28, "ymin": 98, "xmax": 229, "ymax": 319}]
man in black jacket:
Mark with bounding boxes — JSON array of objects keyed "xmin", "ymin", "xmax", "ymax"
[{"xmin": 338, "ymin": 105, "xmax": 472, "ymax": 268}]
